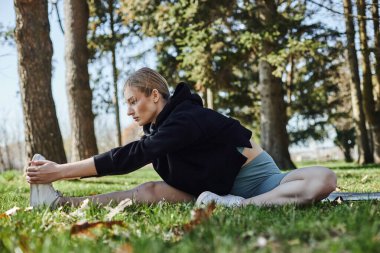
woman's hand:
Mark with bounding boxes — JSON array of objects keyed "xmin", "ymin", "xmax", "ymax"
[{"xmin": 26, "ymin": 160, "xmax": 63, "ymax": 184}]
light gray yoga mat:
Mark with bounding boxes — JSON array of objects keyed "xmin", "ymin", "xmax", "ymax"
[{"xmin": 324, "ymin": 192, "xmax": 380, "ymax": 201}]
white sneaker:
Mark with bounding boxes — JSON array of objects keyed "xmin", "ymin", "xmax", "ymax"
[
  {"xmin": 30, "ymin": 154, "xmax": 61, "ymax": 209},
  {"xmin": 195, "ymin": 191, "xmax": 245, "ymax": 207}
]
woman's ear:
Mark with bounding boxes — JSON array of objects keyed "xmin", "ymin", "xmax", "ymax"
[{"xmin": 152, "ymin": 89, "xmax": 160, "ymax": 103}]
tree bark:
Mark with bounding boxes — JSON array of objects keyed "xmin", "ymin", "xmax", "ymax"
[
  {"xmin": 109, "ymin": 0, "xmax": 122, "ymax": 146},
  {"xmin": 64, "ymin": 0, "xmax": 98, "ymax": 161},
  {"xmin": 343, "ymin": 0, "xmax": 374, "ymax": 164},
  {"xmin": 357, "ymin": 0, "xmax": 380, "ymax": 163},
  {"xmin": 259, "ymin": 60, "xmax": 296, "ymax": 169},
  {"xmin": 372, "ymin": 0, "xmax": 380, "ymax": 101},
  {"xmin": 256, "ymin": 0, "xmax": 296, "ymax": 169},
  {"xmin": 14, "ymin": 0, "xmax": 67, "ymax": 164}
]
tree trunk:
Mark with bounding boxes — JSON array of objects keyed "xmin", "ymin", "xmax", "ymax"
[
  {"xmin": 343, "ymin": 148, "xmax": 353, "ymax": 163},
  {"xmin": 372, "ymin": 0, "xmax": 380, "ymax": 102},
  {"xmin": 256, "ymin": 0, "xmax": 296, "ymax": 169},
  {"xmin": 109, "ymin": 0, "xmax": 122, "ymax": 146},
  {"xmin": 14, "ymin": 0, "xmax": 67, "ymax": 164},
  {"xmin": 259, "ymin": 60, "xmax": 296, "ymax": 169},
  {"xmin": 0, "ymin": 148, "xmax": 5, "ymax": 172},
  {"xmin": 64, "ymin": 0, "xmax": 98, "ymax": 161},
  {"xmin": 206, "ymin": 88, "xmax": 214, "ymax": 110},
  {"xmin": 357, "ymin": 0, "xmax": 380, "ymax": 163},
  {"xmin": 343, "ymin": 0, "xmax": 374, "ymax": 164}
]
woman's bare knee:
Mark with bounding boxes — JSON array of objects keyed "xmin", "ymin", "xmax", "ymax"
[{"xmin": 304, "ymin": 168, "xmax": 337, "ymax": 202}]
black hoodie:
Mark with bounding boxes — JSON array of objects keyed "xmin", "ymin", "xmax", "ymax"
[{"xmin": 94, "ymin": 83, "xmax": 252, "ymax": 196}]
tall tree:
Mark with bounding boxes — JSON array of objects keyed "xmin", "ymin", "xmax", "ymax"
[
  {"xmin": 357, "ymin": 0, "xmax": 380, "ymax": 162},
  {"xmin": 88, "ymin": 0, "xmax": 141, "ymax": 146},
  {"xmin": 332, "ymin": 68, "xmax": 356, "ymax": 163},
  {"xmin": 372, "ymin": 0, "xmax": 380, "ymax": 101},
  {"xmin": 64, "ymin": 0, "xmax": 98, "ymax": 161},
  {"xmin": 108, "ymin": 0, "xmax": 122, "ymax": 146},
  {"xmin": 14, "ymin": 0, "xmax": 66, "ymax": 163},
  {"xmin": 343, "ymin": 0, "xmax": 373, "ymax": 163},
  {"xmin": 255, "ymin": 0, "xmax": 295, "ymax": 169}
]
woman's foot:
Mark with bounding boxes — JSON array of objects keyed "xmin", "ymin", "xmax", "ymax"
[
  {"xmin": 29, "ymin": 154, "xmax": 61, "ymax": 209},
  {"xmin": 196, "ymin": 191, "xmax": 244, "ymax": 207}
]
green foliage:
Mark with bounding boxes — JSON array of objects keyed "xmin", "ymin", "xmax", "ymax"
[
  {"xmin": 1, "ymin": 165, "xmax": 380, "ymax": 252},
  {"xmin": 88, "ymin": 0, "xmax": 145, "ymax": 116},
  {"xmin": 120, "ymin": 0, "xmax": 346, "ymax": 144},
  {"xmin": 0, "ymin": 23, "xmax": 14, "ymax": 47}
]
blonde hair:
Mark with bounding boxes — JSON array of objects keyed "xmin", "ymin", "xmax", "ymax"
[{"xmin": 124, "ymin": 67, "xmax": 170, "ymax": 100}]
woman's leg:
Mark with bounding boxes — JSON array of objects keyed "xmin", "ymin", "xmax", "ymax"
[
  {"xmin": 58, "ymin": 181, "xmax": 195, "ymax": 207},
  {"xmin": 242, "ymin": 166, "xmax": 337, "ymax": 206}
]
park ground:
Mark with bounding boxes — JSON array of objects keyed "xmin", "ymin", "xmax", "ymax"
[{"xmin": 0, "ymin": 161, "xmax": 379, "ymax": 253}]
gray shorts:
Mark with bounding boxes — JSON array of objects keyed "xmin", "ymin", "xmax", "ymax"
[{"xmin": 230, "ymin": 150, "xmax": 288, "ymax": 198}]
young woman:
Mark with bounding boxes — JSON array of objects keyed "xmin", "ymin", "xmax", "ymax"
[{"xmin": 26, "ymin": 67, "xmax": 337, "ymax": 208}]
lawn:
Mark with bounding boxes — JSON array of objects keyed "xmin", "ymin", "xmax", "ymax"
[{"xmin": 0, "ymin": 162, "xmax": 379, "ymax": 253}]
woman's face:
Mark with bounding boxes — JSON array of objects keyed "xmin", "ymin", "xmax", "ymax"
[{"xmin": 124, "ymin": 86, "xmax": 161, "ymax": 126}]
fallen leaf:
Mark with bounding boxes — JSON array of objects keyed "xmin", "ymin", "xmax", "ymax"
[
  {"xmin": 0, "ymin": 213, "xmax": 9, "ymax": 219},
  {"xmin": 183, "ymin": 202, "xmax": 216, "ymax": 232},
  {"xmin": 361, "ymin": 175, "xmax": 369, "ymax": 183},
  {"xmin": 287, "ymin": 238, "xmax": 300, "ymax": 246},
  {"xmin": 105, "ymin": 198, "xmax": 132, "ymax": 221},
  {"xmin": 69, "ymin": 199, "xmax": 90, "ymax": 218},
  {"xmin": 115, "ymin": 243, "xmax": 134, "ymax": 253},
  {"xmin": 0, "ymin": 206, "xmax": 21, "ymax": 219},
  {"xmin": 372, "ymin": 234, "xmax": 380, "ymax": 242},
  {"xmin": 170, "ymin": 202, "xmax": 216, "ymax": 239},
  {"xmin": 19, "ymin": 235, "xmax": 30, "ymax": 253},
  {"xmin": 70, "ymin": 220, "xmax": 125, "ymax": 238},
  {"xmin": 257, "ymin": 236, "xmax": 268, "ymax": 247},
  {"xmin": 6, "ymin": 206, "xmax": 20, "ymax": 216}
]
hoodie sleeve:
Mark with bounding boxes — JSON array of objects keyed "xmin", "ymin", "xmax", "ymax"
[{"xmin": 93, "ymin": 112, "xmax": 201, "ymax": 176}]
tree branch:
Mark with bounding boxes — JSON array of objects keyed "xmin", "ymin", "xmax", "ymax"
[
  {"xmin": 308, "ymin": 0, "xmax": 379, "ymax": 21},
  {"xmin": 52, "ymin": 0, "xmax": 65, "ymax": 34}
]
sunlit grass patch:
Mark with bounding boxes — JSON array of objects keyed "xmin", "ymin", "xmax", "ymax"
[{"xmin": 0, "ymin": 163, "xmax": 379, "ymax": 252}]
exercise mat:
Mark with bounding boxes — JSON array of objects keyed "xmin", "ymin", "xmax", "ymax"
[{"xmin": 324, "ymin": 192, "xmax": 380, "ymax": 201}]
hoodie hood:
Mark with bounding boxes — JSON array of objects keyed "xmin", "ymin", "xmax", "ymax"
[{"xmin": 143, "ymin": 82, "xmax": 202, "ymax": 135}]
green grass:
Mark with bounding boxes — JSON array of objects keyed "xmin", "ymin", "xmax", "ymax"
[{"xmin": 1, "ymin": 164, "xmax": 380, "ymax": 253}]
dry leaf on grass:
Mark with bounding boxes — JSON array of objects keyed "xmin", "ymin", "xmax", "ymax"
[
  {"xmin": 105, "ymin": 198, "xmax": 132, "ymax": 221},
  {"xmin": 6, "ymin": 206, "xmax": 20, "ymax": 216},
  {"xmin": 115, "ymin": 243, "xmax": 134, "ymax": 253},
  {"xmin": 183, "ymin": 202, "xmax": 216, "ymax": 232},
  {"xmin": 361, "ymin": 175, "xmax": 369, "ymax": 183},
  {"xmin": 70, "ymin": 220, "xmax": 125, "ymax": 238},
  {"xmin": 0, "ymin": 213, "xmax": 9, "ymax": 219},
  {"xmin": 69, "ymin": 199, "xmax": 90, "ymax": 218},
  {"xmin": 0, "ymin": 206, "xmax": 21, "ymax": 219},
  {"xmin": 257, "ymin": 236, "xmax": 268, "ymax": 247},
  {"xmin": 170, "ymin": 202, "xmax": 216, "ymax": 238}
]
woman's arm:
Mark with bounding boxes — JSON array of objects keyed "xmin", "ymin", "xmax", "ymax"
[{"xmin": 26, "ymin": 157, "xmax": 98, "ymax": 184}]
